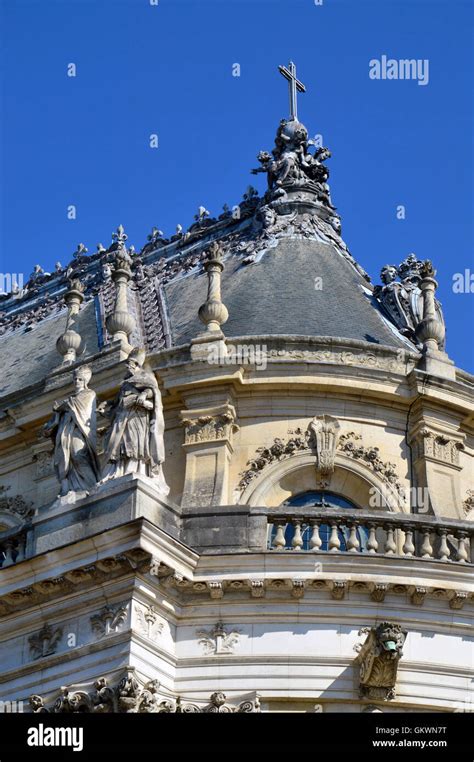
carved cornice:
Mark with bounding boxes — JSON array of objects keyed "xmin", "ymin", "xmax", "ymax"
[{"xmin": 0, "ymin": 549, "xmax": 151, "ymax": 615}]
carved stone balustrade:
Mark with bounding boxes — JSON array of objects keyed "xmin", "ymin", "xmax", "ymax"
[{"xmin": 267, "ymin": 508, "xmax": 473, "ymax": 564}]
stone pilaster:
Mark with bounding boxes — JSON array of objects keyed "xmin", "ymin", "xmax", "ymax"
[
  {"xmin": 180, "ymin": 402, "xmax": 238, "ymax": 508},
  {"xmin": 408, "ymin": 419, "xmax": 466, "ymax": 518}
]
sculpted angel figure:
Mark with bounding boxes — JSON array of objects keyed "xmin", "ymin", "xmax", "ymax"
[
  {"xmin": 99, "ymin": 347, "xmax": 169, "ymax": 495},
  {"xmin": 43, "ymin": 365, "xmax": 100, "ymax": 497}
]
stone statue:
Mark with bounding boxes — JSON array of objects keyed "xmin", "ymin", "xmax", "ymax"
[
  {"xmin": 43, "ymin": 365, "xmax": 100, "ymax": 498},
  {"xmin": 99, "ymin": 348, "xmax": 169, "ymax": 494},
  {"xmin": 374, "ymin": 254, "xmax": 445, "ymax": 347},
  {"xmin": 252, "ymin": 118, "xmax": 334, "ymax": 207}
]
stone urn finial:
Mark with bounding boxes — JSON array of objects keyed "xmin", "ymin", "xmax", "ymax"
[
  {"xmin": 198, "ymin": 242, "xmax": 229, "ymax": 332},
  {"xmin": 106, "ymin": 238, "xmax": 136, "ymax": 354},
  {"xmin": 56, "ymin": 278, "xmax": 86, "ymax": 365}
]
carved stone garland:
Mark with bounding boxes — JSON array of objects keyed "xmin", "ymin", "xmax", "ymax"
[{"xmin": 238, "ymin": 426, "xmax": 403, "ymax": 495}]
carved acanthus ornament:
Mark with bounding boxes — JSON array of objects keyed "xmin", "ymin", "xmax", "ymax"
[
  {"xmin": 196, "ymin": 622, "xmax": 241, "ymax": 655},
  {"xmin": 181, "ymin": 404, "xmax": 238, "ymax": 446},
  {"xmin": 133, "ymin": 604, "xmax": 164, "ymax": 642},
  {"xmin": 410, "ymin": 427, "xmax": 465, "ymax": 468},
  {"xmin": 355, "ymin": 622, "xmax": 407, "ymax": 701},
  {"xmin": 0, "ymin": 486, "xmax": 34, "ymax": 521},
  {"xmin": 90, "ymin": 604, "xmax": 129, "ymax": 639},
  {"xmin": 28, "ymin": 623, "xmax": 63, "ymax": 660},
  {"xmin": 29, "ymin": 674, "xmax": 260, "ymax": 714}
]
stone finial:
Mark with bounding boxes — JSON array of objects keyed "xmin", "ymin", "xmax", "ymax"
[
  {"xmin": 191, "ymin": 242, "xmax": 229, "ymax": 361},
  {"xmin": 56, "ymin": 278, "xmax": 85, "ymax": 364},
  {"xmin": 106, "ymin": 249, "xmax": 136, "ymax": 354},
  {"xmin": 415, "ymin": 260, "xmax": 455, "ymax": 380},
  {"xmin": 198, "ymin": 242, "xmax": 229, "ymax": 333},
  {"xmin": 415, "ymin": 261, "xmax": 444, "ymax": 351}
]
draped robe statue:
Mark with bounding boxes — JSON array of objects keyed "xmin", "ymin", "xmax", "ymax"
[
  {"xmin": 43, "ymin": 365, "xmax": 100, "ymax": 497},
  {"xmin": 99, "ymin": 348, "xmax": 169, "ymax": 495}
]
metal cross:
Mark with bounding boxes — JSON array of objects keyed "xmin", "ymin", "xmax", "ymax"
[{"xmin": 278, "ymin": 61, "xmax": 306, "ymax": 121}]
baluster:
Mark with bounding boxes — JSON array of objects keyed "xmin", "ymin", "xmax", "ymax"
[
  {"xmin": 310, "ymin": 521, "xmax": 322, "ymax": 551},
  {"xmin": 367, "ymin": 523, "xmax": 379, "ymax": 554},
  {"xmin": 456, "ymin": 533, "xmax": 469, "ymax": 563},
  {"xmin": 437, "ymin": 529, "xmax": 450, "ymax": 561},
  {"xmin": 346, "ymin": 523, "xmax": 360, "ymax": 553},
  {"xmin": 273, "ymin": 521, "xmax": 286, "ymax": 551},
  {"xmin": 3, "ymin": 540, "xmax": 14, "ymax": 566},
  {"xmin": 420, "ymin": 527, "xmax": 433, "ymax": 559},
  {"xmin": 16, "ymin": 536, "xmax": 25, "ymax": 563},
  {"xmin": 402, "ymin": 526, "xmax": 415, "ymax": 557},
  {"xmin": 292, "ymin": 520, "xmax": 303, "ymax": 551},
  {"xmin": 384, "ymin": 526, "xmax": 396, "ymax": 555},
  {"xmin": 328, "ymin": 522, "xmax": 341, "ymax": 553}
]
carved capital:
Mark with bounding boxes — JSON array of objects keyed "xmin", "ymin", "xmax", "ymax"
[
  {"xmin": 181, "ymin": 404, "xmax": 238, "ymax": 446},
  {"xmin": 409, "ymin": 425, "xmax": 465, "ymax": 469}
]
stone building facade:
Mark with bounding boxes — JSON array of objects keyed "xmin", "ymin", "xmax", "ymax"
[{"xmin": 0, "ymin": 64, "xmax": 472, "ymax": 714}]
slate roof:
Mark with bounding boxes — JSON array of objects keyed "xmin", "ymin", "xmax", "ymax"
[
  {"xmin": 0, "ymin": 301, "xmax": 99, "ymax": 399},
  {"xmin": 165, "ymin": 237, "xmax": 409, "ymax": 349}
]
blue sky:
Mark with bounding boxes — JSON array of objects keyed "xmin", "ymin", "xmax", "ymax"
[{"xmin": 1, "ymin": 0, "xmax": 473, "ymax": 370}]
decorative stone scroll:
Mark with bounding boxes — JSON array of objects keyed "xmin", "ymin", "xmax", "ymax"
[
  {"xmin": 355, "ymin": 622, "xmax": 407, "ymax": 701},
  {"xmin": 29, "ymin": 674, "xmax": 260, "ymax": 714}
]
